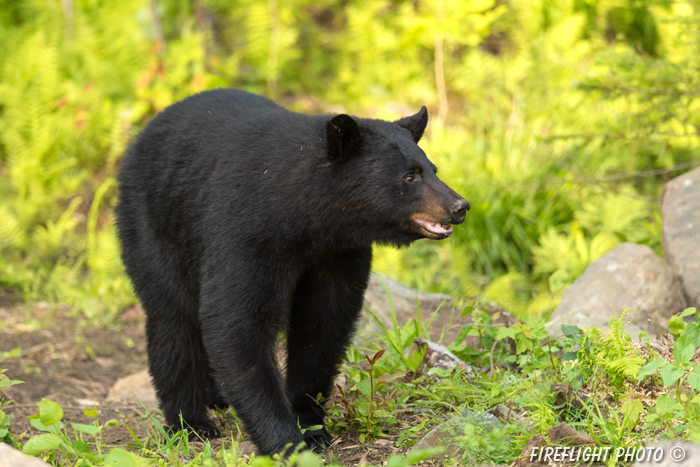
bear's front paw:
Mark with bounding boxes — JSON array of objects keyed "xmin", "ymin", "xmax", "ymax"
[
  {"xmin": 192, "ymin": 424, "xmax": 221, "ymax": 440},
  {"xmin": 302, "ymin": 426, "xmax": 331, "ymax": 451},
  {"xmin": 174, "ymin": 420, "xmax": 221, "ymax": 441}
]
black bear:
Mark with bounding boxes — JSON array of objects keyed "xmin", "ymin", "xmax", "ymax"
[{"xmin": 115, "ymin": 89, "xmax": 468, "ymax": 455}]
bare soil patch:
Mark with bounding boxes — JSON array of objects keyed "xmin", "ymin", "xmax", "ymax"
[{"xmin": 0, "ymin": 302, "xmax": 150, "ymax": 445}]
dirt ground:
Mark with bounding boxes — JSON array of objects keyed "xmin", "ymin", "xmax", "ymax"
[{"xmin": 0, "ymin": 296, "xmax": 407, "ymax": 465}]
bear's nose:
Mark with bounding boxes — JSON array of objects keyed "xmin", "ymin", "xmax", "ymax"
[{"xmin": 450, "ymin": 199, "xmax": 469, "ymax": 224}]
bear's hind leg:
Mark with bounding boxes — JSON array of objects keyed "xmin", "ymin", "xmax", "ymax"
[
  {"xmin": 142, "ymin": 290, "xmax": 221, "ymax": 440},
  {"xmin": 286, "ymin": 248, "xmax": 372, "ymax": 449}
]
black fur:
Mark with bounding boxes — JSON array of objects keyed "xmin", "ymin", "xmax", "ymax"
[{"xmin": 115, "ymin": 89, "xmax": 468, "ymax": 455}]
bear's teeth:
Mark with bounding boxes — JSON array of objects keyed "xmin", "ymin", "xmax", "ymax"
[{"xmin": 414, "ymin": 218, "xmax": 452, "ymax": 235}]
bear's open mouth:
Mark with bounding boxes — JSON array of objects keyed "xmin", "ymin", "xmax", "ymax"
[{"xmin": 413, "ymin": 218, "xmax": 453, "ymax": 238}]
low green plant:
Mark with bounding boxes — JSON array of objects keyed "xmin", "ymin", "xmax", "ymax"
[
  {"xmin": 638, "ymin": 308, "xmax": 700, "ymax": 396},
  {"xmin": 23, "ymin": 398, "xmax": 121, "ymax": 463},
  {"xmin": 562, "ymin": 310, "xmax": 646, "ymax": 392},
  {"xmin": 330, "ymin": 348, "xmax": 404, "ymax": 443},
  {"xmin": 0, "ymin": 369, "xmax": 24, "ymax": 448},
  {"xmin": 363, "ymin": 276, "xmax": 444, "ymax": 372},
  {"xmin": 447, "ymin": 305, "xmax": 549, "ymax": 370},
  {"xmin": 456, "ymin": 423, "xmax": 518, "ymax": 466},
  {"xmin": 580, "ymin": 398, "xmax": 645, "ymax": 467}
]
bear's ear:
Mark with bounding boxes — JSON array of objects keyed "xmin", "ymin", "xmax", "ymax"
[
  {"xmin": 395, "ymin": 106, "xmax": 428, "ymax": 143},
  {"xmin": 326, "ymin": 114, "xmax": 362, "ymax": 163}
]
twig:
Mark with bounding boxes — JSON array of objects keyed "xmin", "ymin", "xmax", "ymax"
[
  {"xmin": 467, "ymin": 160, "xmax": 700, "ymax": 194},
  {"xmin": 61, "ymin": 0, "xmax": 73, "ymax": 39},
  {"xmin": 488, "ymin": 338, "xmax": 498, "ymax": 378},
  {"xmin": 267, "ymin": 0, "xmax": 281, "ymax": 96},
  {"xmin": 149, "ymin": 0, "xmax": 166, "ymax": 51},
  {"xmin": 434, "ymin": 0, "xmax": 448, "ymax": 124},
  {"xmin": 193, "ymin": 0, "xmax": 210, "ymax": 67}
]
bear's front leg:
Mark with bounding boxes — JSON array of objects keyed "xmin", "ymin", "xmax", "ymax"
[
  {"xmin": 286, "ymin": 248, "xmax": 372, "ymax": 449},
  {"xmin": 199, "ymin": 259, "xmax": 304, "ymax": 456}
]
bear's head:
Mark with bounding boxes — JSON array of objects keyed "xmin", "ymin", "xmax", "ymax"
[{"xmin": 326, "ymin": 107, "xmax": 469, "ymax": 246}]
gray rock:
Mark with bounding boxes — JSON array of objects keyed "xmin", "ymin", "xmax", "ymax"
[
  {"xmin": 662, "ymin": 167, "xmax": 700, "ymax": 308},
  {"xmin": 361, "ymin": 273, "xmax": 514, "ymax": 345},
  {"xmin": 361, "ymin": 273, "xmax": 456, "ymax": 339},
  {"xmin": 0, "ymin": 443, "xmax": 51, "ymax": 467},
  {"xmin": 234, "ymin": 441, "xmax": 257, "ymax": 457},
  {"xmin": 512, "ymin": 422, "xmax": 597, "ymax": 467},
  {"xmin": 631, "ymin": 440, "xmax": 700, "ymax": 466},
  {"xmin": 549, "ymin": 243, "xmax": 686, "ymax": 339},
  {"xmin": 489, "ymin": 404, "xmax": 531, "ymax": 426},
  {"xmin": 104, "ymin": 369, "xmax": 158, "ymax": 411},
  {"xmin": 408, "ymin": 408, "xmax": 504, "ymax": 463}
]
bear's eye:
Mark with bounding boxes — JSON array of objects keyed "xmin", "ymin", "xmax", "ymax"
[{"xmin": 404, "ymin": 173, "xmax": 416, "ymax": 183}]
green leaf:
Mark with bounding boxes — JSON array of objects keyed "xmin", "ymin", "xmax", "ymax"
[
  {"xmin": 453, "ymin": 325, "xmax": 471, "ymax": 344},
  {"xmin": 73, "ymin": 439, "xmax": 92, "ymax": 455},
  {"xmin": 668, "ymin": 315, "xmax": 685, "ymax": 336},
  {"xmin": 121, "ymin": 419, "xmax": 144, "ymax": 448},
  {"xmin": 103, "ymin": 448, "xmax": 148, "ymax": 466},
  {"xmin": 689, "ymin": 366, "xmax": 700, "ymax": 391},
  {"xmin": 83, "ymin": 408, "xmax": 98, "ymax": 418},
  {"xmin": 674, "ymin": 333, "xmax": 696, "ymax": 365},
  {"xmin": 71, "ymin": 422, "xmax": 99, "ymax": 435},
  {"xmin": 460, "ymin": 305, "xmax": 473, "ymax": 317},
  {"xmin": 301, "ymin": 425, "xmax": 323, "ymax": 434},
  {"xmin": 686, "ymin": 323, "xmax": 700, "ymax": 348},
  {"xmin": 0, "ymin": 376, "xmax": 24, "ymax": 389},
  {"xmin": 29, "ymin": 417, "xmax": 64, "ymax": 432},
  {"xmin": 515, "ymin": 333, "xmax": 535, "ymax": 354},
  {"xmin": 637, "ymin": 356, "xmax": 666, "ymax": 380},
  {"xmin": 660, "ymin": 364, "xmax": 685, "ymax": 387},
  {"xmin": 37, "ymin": 398, "xmax": 63, "ymax": 426},
  {"xmin": 364, "ymin": 306, "xmax": 406, "ymax": 367},
  {"xmin": 561, "ymin": 325, "xmax": 582, "ymax": 336},
  {"xmin": 373, "ymin": 409, "xmax": 394, "ymax": 419},
  {"xmin": 680, "ymin": 307, "xmax": 697, "ymax": 318},
  {"xmin": 656, "ymin": 394, "xmax": 683, "ymax": 415},
  {"xmin": 135, "ymin": 399, "xmax": 170, "ymax": 444},
  {"xmin": 376, "ymin": 276, "xmax": 401, "ymax": 350},
  {"xmin": 21, "ymin": 433, "xmax": 62, "ymax": 456},
  {"xmin": 398, "ymin": 447, "xmax": 446, "ymax": 465},
  {"xmin": 355, "ymin": 380, "xmax": 371, "ymax": 396},
  {"xmin": 295, "ymin": 450, "xmax": 322, "ymax": 467},
  {"xmin": 621, "ymin": 400, "xmax": 644, "ymax": 428},
  {"xmin": 495, "ymin": 326, "xmax": 520, "ymax": 340}
]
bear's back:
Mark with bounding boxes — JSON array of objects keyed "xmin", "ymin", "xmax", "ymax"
[
  {"xmin": 116, "ymin": 89, "xmax": 326, "ymax": 249},
  {"xmin": 119, "ymin": 89, "xmax": 292, "ymax": 186},
  {"xmin": 178, "ymin": 88, "xmax": 282, "ymax": 115}
]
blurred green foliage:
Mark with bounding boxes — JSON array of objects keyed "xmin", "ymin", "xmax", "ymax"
[{"xmin": 0, "ymin": 0, "xmax": 698, "ymax": 321}]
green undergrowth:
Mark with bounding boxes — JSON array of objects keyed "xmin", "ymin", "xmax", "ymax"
[
  {"xmin": 3, "ymin": 301, "xmax": 700, "ymax": 466},
  {"xmin": 2, "ymin": 1, "xmax": 700, "ymax": 323}
]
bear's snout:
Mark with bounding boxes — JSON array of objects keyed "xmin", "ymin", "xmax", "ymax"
[{"xmin": 450, "ymin": 198, "xmax": 469, "ymax": 224}]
